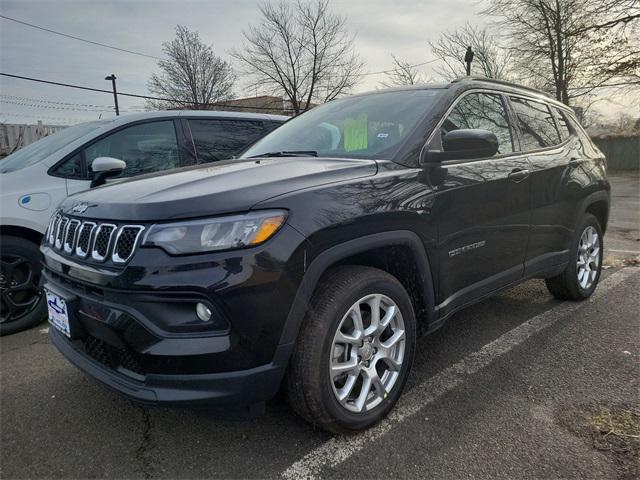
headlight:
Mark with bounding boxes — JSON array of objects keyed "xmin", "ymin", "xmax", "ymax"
[{"xmin": 142, "ymin": 210, "xmax": 287, "ymax": 254}]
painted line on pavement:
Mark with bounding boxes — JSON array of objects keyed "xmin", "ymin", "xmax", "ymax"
[{"xmin": 281, "ymin": 267, "xmax": 640, "ymax": 480}]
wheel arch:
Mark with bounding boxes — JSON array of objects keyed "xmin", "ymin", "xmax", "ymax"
[
  {"xmin": 581, "ymin": 190, "xmax": 610, "ymax": 234},
  {"xmin": 279, "ymin": 230, "xmax": 436, "ymax": 347},
  {"xmin": 0, "ymin": 225, "xmax": 44, "ymax": 246}
]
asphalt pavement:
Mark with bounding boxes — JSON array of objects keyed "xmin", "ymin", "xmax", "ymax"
[{"xmin": 1, "ymin": 173, "xmax": 638, "ymax": 479}]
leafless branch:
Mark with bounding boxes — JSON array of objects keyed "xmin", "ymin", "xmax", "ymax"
[
  {"xmin": 483, "ymin": 0, "xmax": 640, "ymax": 105},
  {"xmin": 146, "ymin": 25, "xmax": 235, "ymax": 110},
  {"xmin": 428, "ymin": 23, "xmax": 513, "ymax": 81},
  {"xmin": 231, "ymin": 0, "xmax": 364, "ymax": 115},
  {"xmin": 380, "ymin": 55, "xmax": 432, "ymax": 87}
]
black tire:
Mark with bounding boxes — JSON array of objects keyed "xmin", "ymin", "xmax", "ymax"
[
  {"xmin": 0, "ymin": 235, "xmax": 47, "ymax": 336},
  {"xmin": 285, "ymin": 265, "xmax": 416, "ymax": 433},
  {"xmin": 545, "ymin": 213, "xmax": 604, "ymax": 301}
]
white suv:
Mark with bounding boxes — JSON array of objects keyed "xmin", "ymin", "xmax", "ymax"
[{"xmin": 0, "ymin": 110, "xmax": 286, "ymax": 335}]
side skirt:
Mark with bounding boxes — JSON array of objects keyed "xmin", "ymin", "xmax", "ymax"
[{"xmin": 423, "ymin": 260, "xmax": 569, "ymax": 336}]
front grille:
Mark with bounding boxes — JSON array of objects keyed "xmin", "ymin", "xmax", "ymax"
[
  {"xmin": 83, "ymin": 335, "xmax": 145, "ymax": 376},
  {"xmin": 113, "ymin": 226, "xmax": 144, "ymax": 263},
  {"xmin": 84, "ymin": 335, "xmax": 113, "ymax": 367},
  {"xmin": 47, "ymin": 213, "xmax": 61, "ymax": 244},
  {"xmin": 54, "ymin": 217, "xmax": 69, "ymax": 249},
  {"xmin": 119, "ymin": 348, "xmax": 145, "ymax": 375},
  {"xmin": 75, "ymin": 222, "xmax": 96, "ymax": 257},
  {"xmin": 63, "ymin": 220, "xmax": 80, "ymax": 253},
  {"xmin": 45, "ymin": 212, "xmax": 144, "ymax": 265},
  {"xmin": 92, "ymin": 224, "xmax": 116, "ymax": 261}
]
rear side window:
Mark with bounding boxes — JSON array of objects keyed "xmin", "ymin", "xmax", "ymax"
[
  {"xmin": 510, "ymin": 97, "xmax": 561, "ymax": 150},
  {"xmin": 553, "ymin": 108, "xmax": 572, "ymax": 140},
  {"xmin": 437, "ymin": 92, "xmax": 514, "ymax": 155},
  {"xmin": 264, "ymin": 120, "xmax": 285, "ymax": 133},
  {"xmin": 189, "ymin": 120, "xmax": 266, "ymax": 163},
  {"xmin": 85, "ymin": 121, "xmax": 181, "ymax": 178}
]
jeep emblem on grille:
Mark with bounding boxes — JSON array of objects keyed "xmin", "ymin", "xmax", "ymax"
[{"xmin": 70, "ymin": 202, "xmax": 89, "ymax": 214}]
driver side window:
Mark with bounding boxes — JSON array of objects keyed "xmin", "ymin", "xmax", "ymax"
[
  {"xmin": 434, "ymin": 92, "xmax": 514, "ymax": 155},
  {"xmin": 85, "ymin": 121, "xmax": 181, "ymax": 178}
]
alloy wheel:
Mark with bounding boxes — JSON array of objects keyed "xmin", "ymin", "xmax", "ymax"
[
  {"xmin": 577, "ymin": 226, "xmax": 600, "ymax": 290},
  {"xmin": 329, "ymin": 293, "xmax": 406, "ymax": 413},
  {"xmin": 0, "ymin": 254, "xmax": 42, "ymax": 324}
]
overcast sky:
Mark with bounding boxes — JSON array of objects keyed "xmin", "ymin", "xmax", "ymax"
[{"xmin": 0, "ymin": 0, "xmax": 634, "ymax": 125}]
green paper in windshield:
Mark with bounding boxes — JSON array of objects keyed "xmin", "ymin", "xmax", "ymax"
[{"xmin": 344, "ymin": 114, "xmax": 368, "ymax": 152}]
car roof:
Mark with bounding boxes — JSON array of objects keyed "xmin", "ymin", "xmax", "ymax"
[
  {"xmin": 107, "ymin": 110, "xmax": 289, "ymax": 126},
  {"xmin": 449, "ymin": 77, "xmax": 572, "ymax": 111},
  {"xmin": 344, "ymin": 77, "xmax": 572, "ymax": 113}
]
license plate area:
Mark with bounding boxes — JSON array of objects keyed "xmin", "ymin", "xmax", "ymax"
[{"xmin": 44, "ymin": 284, "xmax": 78, "ymax": 338}]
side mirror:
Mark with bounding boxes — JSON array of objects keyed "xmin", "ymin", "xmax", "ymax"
[
  {"xmin": 423, "ymin": 129, "xmax": 499, "ymax": 164},
  {"xmin": 90, "ymin": 157, "xmax": 126, "ymax": 188}
]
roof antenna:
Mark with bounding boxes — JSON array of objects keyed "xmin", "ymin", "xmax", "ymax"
[{"xmin": 465, "ymin": 46, "xmax": 474, "ymax": 76}]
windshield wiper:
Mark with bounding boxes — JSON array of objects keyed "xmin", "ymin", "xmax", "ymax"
[{"xmin": 247, "ymin": 150, "xmax": 318, "ymax": 159}]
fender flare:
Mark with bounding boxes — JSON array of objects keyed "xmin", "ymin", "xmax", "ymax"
[
  {"xmin": 578, "ymin": 189, "xmax": 611, "ymax": 231},
  {"xmin": 278, "ymin": 230, "xmax": 435, "ymax": 347}
]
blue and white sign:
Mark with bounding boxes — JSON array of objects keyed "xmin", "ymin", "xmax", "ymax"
[{"xmin": 45, "ymin": 289, "xmax": 70, "ymax": 338}]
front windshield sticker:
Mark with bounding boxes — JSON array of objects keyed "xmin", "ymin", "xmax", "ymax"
[{"xmin": 343, "ymin": 113, "xmax": 368, "ymax": 152}]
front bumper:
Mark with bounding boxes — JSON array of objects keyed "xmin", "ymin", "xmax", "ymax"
[
  {"xmin": 49, "ymin": 326, "xmax": 290, "ymax": 407},
  {"xmin": 41, "ymin": 223, "xmax": 307, "ymax": 407}
]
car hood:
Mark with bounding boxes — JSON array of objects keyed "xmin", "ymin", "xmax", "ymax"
[{"xmin": 59, "ymin": 157, "xmax": 378, "ymax": 221}]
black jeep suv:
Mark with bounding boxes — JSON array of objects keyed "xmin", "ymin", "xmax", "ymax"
[{"xmin": 41, "ymin": 78, "xmax": 609, "ymax": 433}]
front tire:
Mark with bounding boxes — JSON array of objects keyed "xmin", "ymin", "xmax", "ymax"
[
  {"xmin": 285, "ymin": 266, "xmax": 416, "ymax": 433},
  {"xmin": 545, "ymin": 213, "xmax": 603, "ymax": 301},
  {"xmin": 0, "ymin": 235, "xmax": 47, "ymax": 336}
]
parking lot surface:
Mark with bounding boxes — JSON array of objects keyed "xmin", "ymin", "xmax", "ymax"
[{"xmin": 1, "ymin": 173, "xmax": 638, "ymax": 479}]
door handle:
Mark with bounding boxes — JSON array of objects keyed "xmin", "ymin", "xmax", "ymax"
[{"xmin": 508, "ymin": 168, "xmax": 530, "ymax": 183}]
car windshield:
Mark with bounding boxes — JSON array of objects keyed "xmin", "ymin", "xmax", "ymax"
[
  {"xmin": 0, "ymin": 121, "xmax": 106, "ymax": 173},
  {"xmin": 241, "ymin": 89, "xmax": 442, "ymax": 160}
]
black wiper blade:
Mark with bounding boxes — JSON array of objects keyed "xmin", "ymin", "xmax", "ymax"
[{"xmin": 247, "ymin": 150, "xmax": 318, "ymax": 158}]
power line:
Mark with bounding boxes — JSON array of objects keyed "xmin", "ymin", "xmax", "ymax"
[
  {"xmin": 2, "ymin": 94, "xmax": 116, "ymax": 109},
  {"xmin": 1, "ymin": 99, "xmax": 115, "ymax": 112},
  {"xmin": 1, "ymin": 72, "xmax": 126, "ymax": 95},
  {"xmin": 0, "ymin": 111, "xmax": 95, "ymax": 124},
  {"xmin": 0, "ymin": 14, "xmax": 162, "ymax": 61},
  {"xmin": 0, "ymin": 13, "xmax": 436, "ymax": 77},
  {"xmin": 357, "ymin": 59, "xmax": 440, "ymax": 77},
  {"xmin": 0, "ymin": 94, "xmax": 147, "ymax": 111},
  {"xmin": 0, "ymin": 73, "xmax": 293, "ymax": 111},
  {"xmin": 0, "ymin": 94, "xmax": 116, "ymax": 109},
  {"xmin": 5, "ymin": 71, "xmax": 636, "ymax": 116}
]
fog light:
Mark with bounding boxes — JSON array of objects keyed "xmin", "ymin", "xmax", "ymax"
[{"xmin": 196, "ymin": 302, "xmax": 212, "ymax": 322}]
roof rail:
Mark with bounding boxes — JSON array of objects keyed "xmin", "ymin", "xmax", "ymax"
[{"xmin": 451, "ymin": 76, "xmax": 552, "ymax": 98}]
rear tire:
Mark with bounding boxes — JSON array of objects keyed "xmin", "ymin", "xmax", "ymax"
[
  {"xmin": 285, "ymin": 265, "xmax": 416, "ymax": 433},
  {"xmin": 545, "ymin": 213, "xmax": 603, "ymax": 301},
  {"xmin": 0, "ymin": 235, "xmax": 47, "ymax": 336}
]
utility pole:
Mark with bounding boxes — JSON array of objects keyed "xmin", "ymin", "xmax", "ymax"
[
  {"xmin": 464, "ymin": 46, "xmax": 474, "ymax": 76},
  {"xmin": 104, "ymin": 74, "xmax": 119, "ymax": 115}
]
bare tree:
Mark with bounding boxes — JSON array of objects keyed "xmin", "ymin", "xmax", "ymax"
[
  {"xmin": 572, "ymin": 0, "xmax": 640, "ymax": 33},
  {"xmin": 428, "ymin": 23, "xmax": 513, "ymax": 80},
  {"xmin": 231, "ymin": 0, "xmax": 364, "ymax": 115},
  {"xmin": 147, "ymin": 25, "xmax": 235, "ymax": 110},
  {"xmin": 381, "ymin": 55, "xmax": 432, "ymax": 87},
  {"xmin": 613, "ymin": 112, "xmax": 638, "ymax": 131},
  {"xmin": 484, "ymin": 0, "xmax": 640, "ymax": 105}
]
